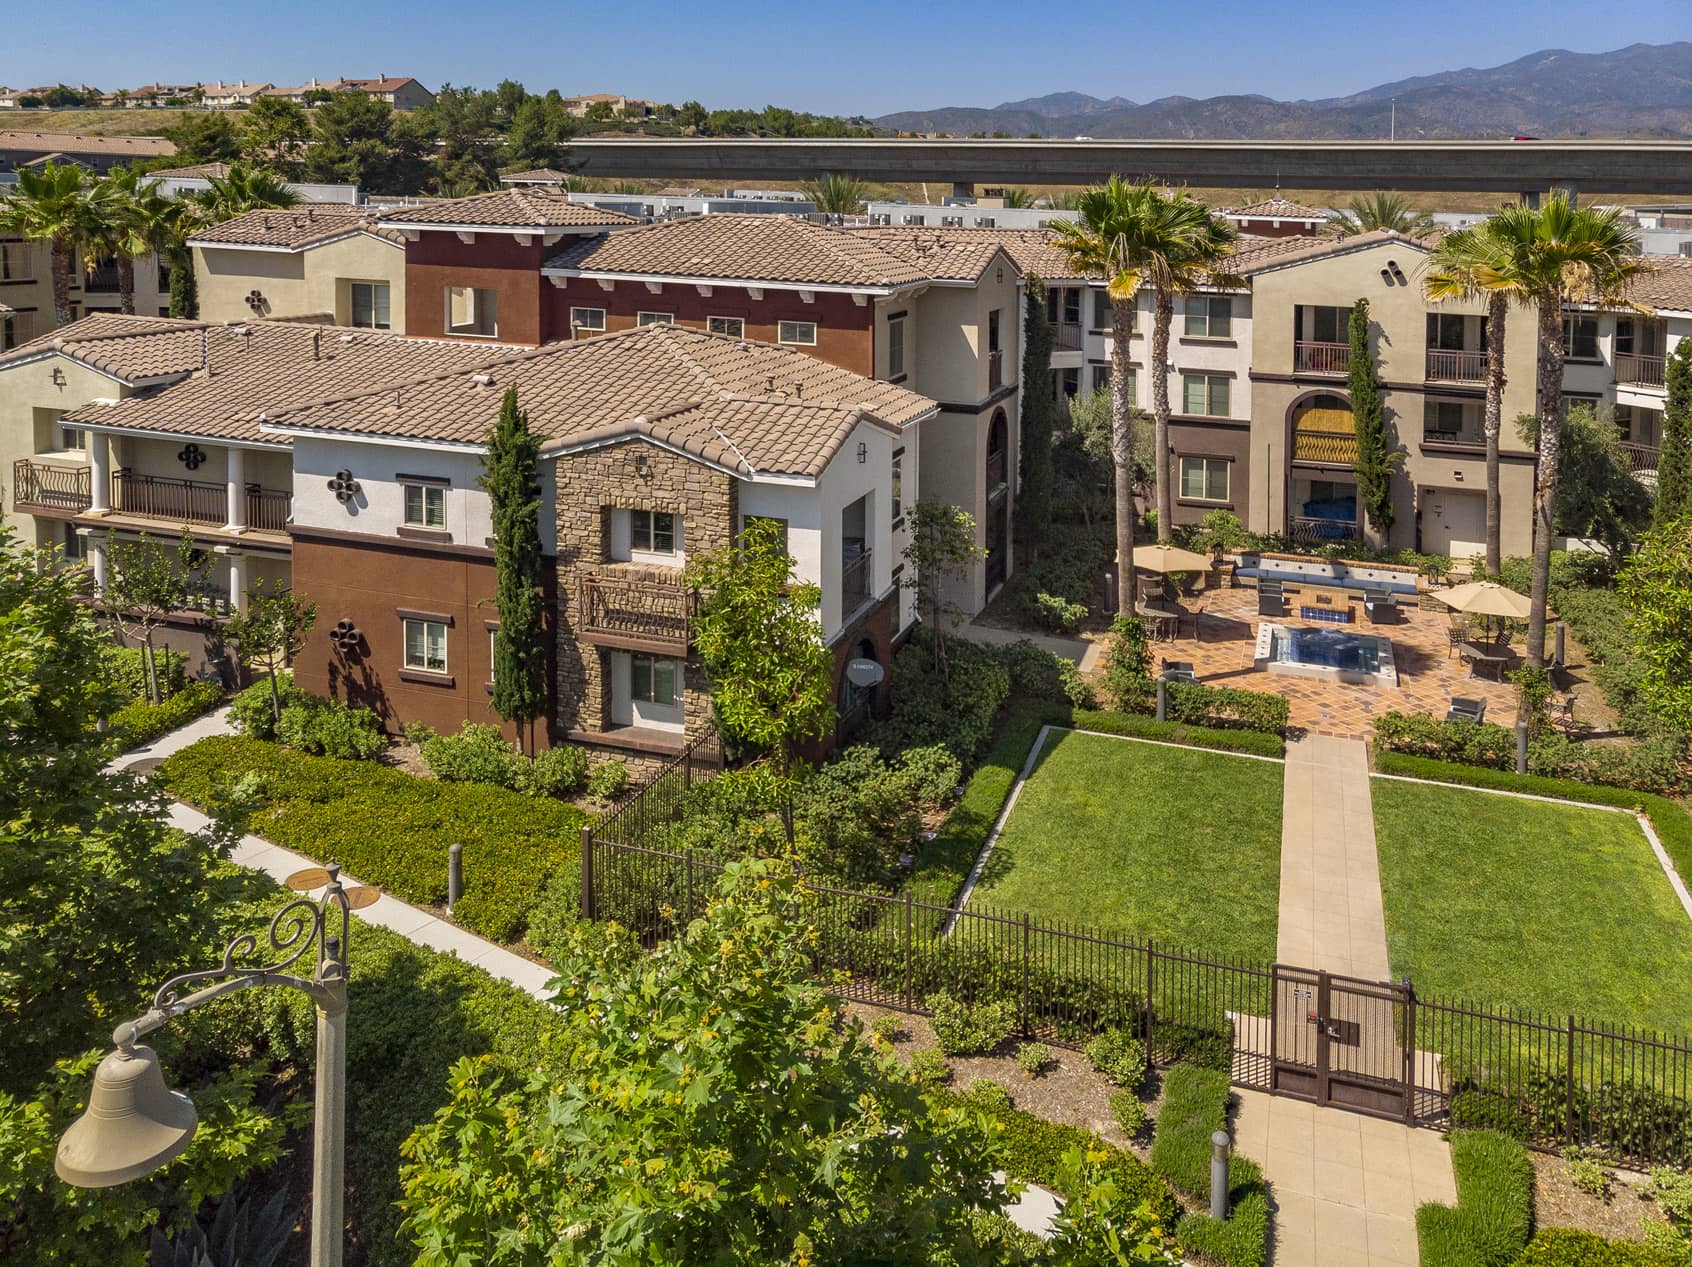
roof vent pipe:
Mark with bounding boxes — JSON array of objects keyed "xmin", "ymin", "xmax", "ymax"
[{"xmin": 791, "ymin": 380, "xmax": 802, "ymax": 399}]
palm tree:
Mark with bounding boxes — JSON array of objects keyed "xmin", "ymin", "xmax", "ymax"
[
  {"xmin": 0, "ymin": 163, "xmax": 107, "ymax": 327},
  {"xmin": 999, "ymin": 187, "xmax": 1037, "ymax": 209},
  {"xmin": 1327, "ymin": 191, "xmax": 1435, "ymax": 239},
  {"xmin": 1422, "ymin": 219, "xmax": 1523, "ymax": 577},
  {"xmin": 802, "ymin": 173, "xmax": 869, "ymax": 217},
  {"xmin": 1477, "ymin": 197, "xmax": 1648, "ymax": 666},
  {"xmin": 95, "ymin": 167, "xmax": 178, "ymax": 315},
  {"xmin": 188, "ymin": 162, "xmax": 299, "ymax": 223}
]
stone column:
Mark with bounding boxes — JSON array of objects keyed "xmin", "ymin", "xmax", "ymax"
[
  {"xmin": 88, "ymin": 533, "xmax": 108, "ymax": 592},
  {"xmin": 224, "ymin": 446, "xmax": 247, "ymax": 533},
  {"xmin": 227, "ymin": 551, "xmax": 248, "ymax": 613},
  {"xmin": 88, "ymin": 433, "xmax": 111, "ymax": 514}
]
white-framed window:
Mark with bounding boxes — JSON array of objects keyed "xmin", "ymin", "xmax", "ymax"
[
  {"xmin": 887, "ymin": 315, "xmax": 905, "ymax": 379},
  {"xmin": 403, "ymin": 619, "xmax": 447, "ymax": 673},
  {"xmin": 631, "ymin": 509, "xmax": 676, "ymax": 554},
  {"xmin": 1182, "ymin": 372, "xmax": 1230, "ymax": 417},
  {"xmin": 488, "ymin": 628, "xmax": 498, "ymax": 683},
  {"xmin": 637, "ymin": 311, "xmax": 674, "ymax": 326},
  {"xmin": 1179, "ymin": 457, "xmax": 1231, "ymax": 503},
  {"xmin": 891, "ymin": 448, "xmax": 904, "ymax": 524},
  {"xmin": 1562, "ymin": 315, "xmax": 1600, "ymax": 360},
  {"xmin": 59, "ymin": 423, "xmax": 87, "ymax": 451},
  {"xmin": 631, "ymin": 653, "xmax": 680, "ymax": 706},
  {"xmin": 350, "ymin": 281, "xmax": 390, "ymax": 330},
  {"xmin": 445, "ymin": 286, "xmax": 498, "ymax": 337},
  {"xmin": 1092, "ymin": 288, "xmax": 1119, "ymax": 331},
  {"xmin": 1183, "ymin": 295, "xmax": 1232, "ymax": 339},
  {"xmin": 402, "ymin": 483, "xmax": 446, "ymax": 529},
  {"xmin": 706, "ymin": 315, "xmax": 744, "ymax": 337},
  {"xmin": 778, "ymin": 320, "xmax": 817, "ymax": 346},
  {"xmin": 571, "ymin": 306, "xmax": 606, "ymax": 334}
]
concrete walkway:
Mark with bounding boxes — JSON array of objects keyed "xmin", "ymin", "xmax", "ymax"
[
  {"xmin": 957, "ymin": 621, "xmax": 1105, "ymax": 672},
  {"xmin": 1276, "ymin": 735, "xmax": 1389, "ymax": 979}
]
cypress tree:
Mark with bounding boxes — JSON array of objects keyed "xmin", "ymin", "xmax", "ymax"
[
  {"xmin": 480, "ymin": 387, "xmax": 546, "ymax": 753},
  {"xmin": 1019, "ymin": 277, "xmax": 1056, "ymax": 557},
  {"xmin": 1348, "ymin": 298, "xmax": 1398, "ymax": 537},
  {"xmin": 167, "ymin": 246, "xmax": 197, "ymax": 319},
  {"xmin": 1656, "ymin": 340, "xmax": 1692, "ymax": 527}
]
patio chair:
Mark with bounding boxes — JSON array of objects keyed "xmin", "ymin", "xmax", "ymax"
[
  {"xmin": 1446, "ymin": 614, "xmax": 1469, "ymax": 658},
  {"xmin": 1446, "ymin": 697, "xmax": 1487, "ymax": 724},
  {"xmin": 1257, "ymin": 579, "xmax": 1286, "ymax": 618},
  {"xmin": 1362, "ymin": 589, "xmax": 1398, "ymax": 625},
  {"xmin": 1161, "ymin": 658, "xmax": 1198, "ymax": 684}
]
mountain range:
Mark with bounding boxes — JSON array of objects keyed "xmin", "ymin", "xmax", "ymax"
[{"xmin": 873, "ymin": 43, "xmax": 1692, "ymax": 139}]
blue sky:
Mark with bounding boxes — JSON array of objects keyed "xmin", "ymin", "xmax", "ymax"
[{"xmin": 6, "ymin": 1, "xmax": 1686, "ymax": 116}]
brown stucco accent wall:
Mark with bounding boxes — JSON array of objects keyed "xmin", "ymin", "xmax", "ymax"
[
  {"xmin": 1166, "ymin": 418, "xmax": 1255, "ymax": 530},
  {"xmin": 402, "ymin": 232, "xmax": 550, "ymax": 345}
]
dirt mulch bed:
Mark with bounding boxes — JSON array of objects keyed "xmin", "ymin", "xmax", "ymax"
[
  {"xmin": 378, "ymin": 739, "xmax": 432, "ymax": 777},
  {"xmin": 1530, "ymin": 1150, "xmax": 1674, "ymax": 1244},
  {"xmin": 844, "ymin": 1001, "xmax": 1159, "ymax": 1160}
]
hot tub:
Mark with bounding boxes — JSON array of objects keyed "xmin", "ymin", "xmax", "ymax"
[{"xmin": 1254, "ymin": 623, "xmax": 1399, "ymax": 688}]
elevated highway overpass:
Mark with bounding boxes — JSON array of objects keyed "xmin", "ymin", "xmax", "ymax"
[{"xmin": 568, "ymin": 137, "xmax": 1692, "ymax": 198}]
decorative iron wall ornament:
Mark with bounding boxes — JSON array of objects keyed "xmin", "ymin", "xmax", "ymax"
[
  {"xmin": 327, "ymin": 469, "xmax": 361, "ymax": 504},
  {"xmin": 178, "ymin": 443, "xmax": 206, "ymax": 471},
  {"xmin": 327, "ymin": 619, "xmax": 361, "ymax": 654}
]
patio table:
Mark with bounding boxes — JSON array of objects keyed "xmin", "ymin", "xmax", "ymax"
[
  {"xmin": 1136, "ymin": 602, "xmax": 1184, "ymax": 642},
  {"xmin": 1459, "ymin": 641, "xmax": 1513, "ymax": 682}
]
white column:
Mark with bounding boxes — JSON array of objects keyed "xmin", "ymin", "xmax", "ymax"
[
  {"xmin": 224, "ymin": 446, "xmax": 247, "ymax": 533},
  {"xmin": 88, "ymin": 534, "xmax": 108, "ymax": 592},
  {"xmin": 227, "ymin": 551, "xmax": 248, "ymax": 613},
  {"xmin": 88, "ymin": 433, "xmax": 111, "ymax": 514}
]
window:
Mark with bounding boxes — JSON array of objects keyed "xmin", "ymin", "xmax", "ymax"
[
  {"xmin": 1179, "ymin": 457, "xmax": 1230, "ymax": 502},
  {"xmin": 778, "ymin": 320, "xmax": 817, "ymax": 346},
  {"xmin": 988, "ymin": 308, "xmax": 1002, "ymax": 353},
  {"xmin": 59, "ymin": 424, "xmax": 86, "ymax": 451},
  {"xmin": 350, "ymin": 281, "xmax": 390, "ymax": 330},
  {"xmin": 571, "ymin": 306, "xmax": 606, "ymax": 334},
  {"xmin": 891, "ymin": 448, "xmax": 904, "ymax": 524},
  {"xmin": 887, "ymin": 315, "xmax": 905, "ymax": 380},
  {"xmin": 403, "ymin": 619, "xmax": 447, "ymax": 673},
  {"xmin": 631, "ymin": 654, "xmax": 679, "ymax": 706},
  {"xmin": 1092, "ymin": 365, "xmax": 1111, "ymax": 395},
  {"xmin": 1052, "ymin": 366, "xmax": 1080, "ymax": 399},
  {"xmin": 1046, "ymin": 287, "xmax": 1080, "ymax": 326},
  {"xmin": 631, "ymin": 509, "xmax": 676, "ymax": 554},
  {"xmin": 1304, "ymin": 304, "xmax": 1348, "ymax": 344},
  {"xmin": 403, "ymin": 483, "xmax": 446, "ymax": 529},
  {"xmin": 1424, "ymin": 401, "xmax": 1467, "ymax": 436},
  {"xmin": 1562, "ymin": 315, "xmax": 1599, "ymax": 360},
  {"xmin": 1093, "ymin": 288, "xmax": 1125, "ymax": 331},
  {"xmin": 1183, "ymin": 296, "xmax": 1232, "ymax": 339},
  {"xmin": 445, "ymin": 286, "xmax": 498, "ymax": 336},
  {"xmin": 1181, "ymin": 373, "xmax": 1230, "ymax": 417},
  {"xmin": 637, "ymin": 311, "xmax": 674, "ymax": 326},
  {"xmin": 707, "ymin": 315, "xmax": 744, "ymax": 337},
  {"xmin": 1427, "ymin": 312, "xmax": 1469, "ymax": 350}
]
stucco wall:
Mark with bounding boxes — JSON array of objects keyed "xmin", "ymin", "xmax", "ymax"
[
  {"xmin": 195, "ymin": 235, "xmax": 406, "ymax": 328},
  {"xmin": 0, "ymin": 356, "xmax": 132, "ymax": 546}
]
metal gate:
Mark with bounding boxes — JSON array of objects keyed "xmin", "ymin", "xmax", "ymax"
[{"xmin": 1271, "ymin": 964, "xmax": 1414, "ymax": 1120}]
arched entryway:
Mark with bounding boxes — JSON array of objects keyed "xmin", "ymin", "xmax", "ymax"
[
  {"xmin": 985, "ymin": 408, "xmax": 1009, "ymax": 591},
  {"xmin": 1287, "ymin": 392, "xmax": 1360, "ymax": 543}
]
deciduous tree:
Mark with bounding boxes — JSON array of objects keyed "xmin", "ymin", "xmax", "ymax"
[
  {"xmin": 101, "ymin": 527, "xmax": 201, "ymax": 704},
  {"xmin": 225, "ymin": 578, "xmax": 317, "ymax": 724},
  {"xmin": 900, "ymin": 500, "xmax": 985, "ymax": 675}
]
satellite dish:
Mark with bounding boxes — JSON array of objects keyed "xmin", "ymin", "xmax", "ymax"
[{"xmin": 845, "ymin": 657, "xmax": 884, "ymax": 689}]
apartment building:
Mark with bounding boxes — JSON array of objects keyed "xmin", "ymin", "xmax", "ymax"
[
  {"xmin": 1220, "ymin": 196, "xmax": 1329, "ymax": 239},
  {"xmin": 0, "ymin": 231, "xmax": 172, "ymax": 348},
  {"xmin": 189, "ymin": 205, "xmax": 406, "ymax": 326},
  {"xmin": 562, "ymin": 93, "xmax": 658, "ymax": 118},
  {"xmin": 0, "ymin": 131, "xmax": 176, "ymax": 174},
  {"xmin": 200, "ymin": 80, "xmax": 271, "ymax": 108}
]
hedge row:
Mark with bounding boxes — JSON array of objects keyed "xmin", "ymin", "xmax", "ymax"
[
  {"xmin": 1148, "ymin": 1064, "xmax": 1270, "ymax": 1267},
  {"xmin": 1370, "ymin": 753, "xmax": 1692, "ymax": 895},
  {"xmin": 110, "ymin": 680, "xmax": 225, "ymax": 751},
  {"xmin": 158, "ymin": 735, "xmax": 586, "ymax": 942},
  {"xmin": 1164, "ymin": 680, "xmax": 1291, "ymax": 738},
  {"xmin": 1511, "ymin": 1229, "xmax": 1683, "ymax": 1266},
  {"xmin": 106, "ymin": 644, "xmax": 187, "ymax": 701},
  {"xmin": 1415, "ymin": 1130, "xmax": 1535, "ymax": 1267}
]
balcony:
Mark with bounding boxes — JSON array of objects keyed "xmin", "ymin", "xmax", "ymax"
[
  {"xmin": 1426, "ymin": 348, "xmax": 1487, "ymax": 382},
  {"xmin": 113, "ymin": 470, "xmax": 292, "ymax": 533},
  {"xmin": 1616, "ymin": 352, "xmax": 1666, "ymax": 389},
  {"xmin": 1291, "ymin": 407, "xmax": 1358, "ymax": 465},
  {"xmin": 12, "ymin": 460, "xmax": 91, "ymax": 514},
  {"xmin": 578, "ymin": 569, "xmax": 694, "ymax": 655},
  {"xmin": 1422, "ymin": 426, "xmax": 1485, "ymax": 451},
  {"xmin": 1621, "ymin": 441, "xmax": 1661, "ymax": 476},
  {"xmin": 840, "ymin": 548, "xmax": 872, "ymax": 619},
  {"xmin": 83, "ymin": 263, "xmax": 121, "ymax": 294},
  {"xmin": 988, "ymin": 348, "xmax": 1004, "ymax": 392},
  {"xmin": 1288, "ymin": 515, "xmax": 1360, "ymax": 545},
  {"xmin": 1294, "ymin": 341, "xmax": 1350, "ymax": 375},
  {"xmin": 1052, "ymin": 321, "xmax": 1084, "ymax": 352}
]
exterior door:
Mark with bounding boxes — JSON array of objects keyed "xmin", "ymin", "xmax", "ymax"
[
  {"xmin": 1421, "ymin": 488, "xmax": 1486, "ymax": 559},
  {"xmin": 1271, "ymin": 964, "xmax": 1413, "ymax": 1121}
]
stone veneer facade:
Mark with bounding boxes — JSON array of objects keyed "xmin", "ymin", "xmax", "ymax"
[{"xmin": 552, "ymin": 440, "xmax": 737, "ymax": 769}]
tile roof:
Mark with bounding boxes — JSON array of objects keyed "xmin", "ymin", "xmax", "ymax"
[
  {"xmin": 1232, "ymin": 228, "xmax": 1432, "ymax": 275},
  {"xmin": 1224, "ymin": 196, "xmax": 1329, "ymax": 221},
  {"xmin": 262, "ymin": 324, "xmax": 936, "ymax": 478},
  {"xmin": 1621, "ymin": 255, "xmax": 1692, "ymax": 313},
  {"xmin": 845, "ymin": 226, "xmax": 1016, "ymax": 283},
  {"xmin": 0, "ymin": 131, "xmax": 175, "ymax": 158},
  {"xmin": 544, "ymin": 214, "xmax": 933, "ymax": 288},
  {"xmin": 57, "ymin": 322, "xmax": 517, "ymax": 445},
  {"xmin": 378, "ymin": 189, "xmax": 638, "ymax": 231},
  {"xmin": 500, "ymin": 167, "xmax": 572, "ymax": 184},
  {"xmin": 188, "ymin": 204, "xmax": 403, "ymax": 250},
  {"xmin": 148, "ymin": 162, "xmax": 232, "ymax": 179},
  {"xmin": 0, "ymin": 313, "xmax": 216, "ymax": 382}
]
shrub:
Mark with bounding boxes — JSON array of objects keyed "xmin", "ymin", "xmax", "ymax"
[
  {"xmin": 1070, "ymin": 707, "xmax": 1287, "ymax": 758},
  {"xmin": 1006, "ymin": 537, "xmax": 1108, "ymax": 630},
  {"xmin": 927, "ymin": 990, "xmax": 1016, "ymax": 1056},
  {"xmin": 1513, "ymin": 1229, "xmax": 1682, "ymax": 1266},
  {"xmin": 1177, "ymin": 1168, "xmax": 1270, "ymax": 1267},
  {"xmin": 109, "ymin": 679, "xmax": 224, "ymax": 750},
  {"xmin": 963, "ymin": 1078, "xmax": 1012, "ymax": 1114},
  {"xmin": 1374, "ymin": 711, "xmax": 1517, "ymax": 769},
  {"xmin": 1015, "ymin": 1041, "xmax": 1053, "ymax": 1078},
  {"xmin": 1560, "ymin": 1146, "xmax": 1612, "ymax": 1201},
  {"xmin": 585, "ymin": 758, "xmax": 628, "ymax": 801},
  {"xmin": 1528, "ymin": 731, "xmax": 1688, "ymax": 796},
  {"xmin": 1150, "ymin": 1064, "xmax": 1270, "ymax": 1267},
  {"xmin": 1031, "ymin": 590, "xmax": 1088, "ymax": 632},
  {"xmin": 229, "ymin": 672, "xmax": 309, "ymax": 740},
  {"xmin": 106, "ymin": 645, "xmax": 187, "ymax": 700},
  {"xmin": 1058, "ymin": 659, "xmax": 1096, "ymax": 709},
  {"xmin": 872, "ymin": 631, "xmax": 1012, "ymax": 762},
  {"xmin": 1415, "ymin": 1129, "xmax": 1535, "ymax": 1267},
  {"xmin": 421, "ymin": 723, "xmax": 522, "ymax": 788},
  {"xmin": 1166, "ymin": 680, "xmax": 1291, "ymax": 736},
  {"xmin": 1647, "ymin": 1166, "xmax": 1692, "ymax": 1225},
  {"xmin": 794, "ymin": 743, "xmax": 962, "ymax": 887},
  {"xmin": 870, "ymin": 1014, "xmax": 902, "ymax": 1044},
  {"xmin": 514, "ymin": 745, "xmax": 589, "ymax": 798},
  {"xmin": 523, "ymin": 869, "xmax": 582, "ymax": 966},
  {"xmin": 401, "ymin": 720, "xmax": 438, "ymax": 746},
  {"xmin": 1085, "ymin": 1027, "xmax": 1147, "ymax": 1090},
  {"xmin": 1100, "ymin": 615, "xmax": 1154, "ymax": 714},
  {"xmin": 275, "ymin": 696, "xmax": 386, "ymax": 760},
  {"xmin": 1110, "ymin": 1089, "xmax": 1148, "ymax": 1139},
  {"xmin": 908, "ymin": 1048, "xmax": 950, "ymax": 1087}
]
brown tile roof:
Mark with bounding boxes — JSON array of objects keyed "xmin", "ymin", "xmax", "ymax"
[
  {"xmin": 1224, "ymin": 196, "xmax": 1329, "ymax": 221},
  {"xmin": 0, "ymin": 313, "xmax": 215, "ymax": 382},
  {"xmin": 188, "ymin": 204, "xmax": 403, "ymax": 250},
  {"xmin": 262, "ymin": 324, "xmax": 936, "ymax": 478},
  {"xmin": 339, "ymin": 76, "xmax": 425, "ymax": 93},
  {"xmin": 148, "ymin": 162, "xmax": 232, "ymax": 179},
  {"xmin": 378, "ymin": 189, "xmax": 638, "ymax": 231},
  {"xmin": 58, "ymin": 323, "xmax": 517, "ymax": 445},
  {"xmin": 1232, "ymin": 228, "xmax": 1431, "ymax": 275},
  {"xmin": 1621, "ymin": 255, "xmax": 1692, "ymax": 313},
  {"xmin": 500, "ymin": 168, "xmax": 572, "ymax": 184},
  {"xmin": 845, "ymin": 226, "xmax": 1016, "ymax": 283},
  {"xmin": 0, "ymin": 131, "xmax": 175, "ymax": 158},
  {"xmin": 545, "ymin": 214, "xmax": 932, "ymax": 288}
]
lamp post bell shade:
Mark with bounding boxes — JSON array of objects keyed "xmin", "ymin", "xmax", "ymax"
[{"xmin": 55, "ymin": 1045, "xmax": 198, "ymax": 1187}]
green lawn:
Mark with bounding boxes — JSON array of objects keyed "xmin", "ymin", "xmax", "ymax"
[
  {"xmin": 1373, "ymin": 778, "xmax": 1692, "ymax": 1033},
  {"xmin": 967, "ymin": 729, "xmax": 1284, "ymax": 963}
]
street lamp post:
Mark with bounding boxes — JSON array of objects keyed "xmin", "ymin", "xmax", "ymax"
[{"xmin": 55, "ymin": 865, "xmax": 359, "ymax": 1267}]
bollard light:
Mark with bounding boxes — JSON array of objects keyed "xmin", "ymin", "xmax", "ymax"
[{"xmin": 1210, "ymin": 1129, "xmax": 1232, "ymax": 1220}]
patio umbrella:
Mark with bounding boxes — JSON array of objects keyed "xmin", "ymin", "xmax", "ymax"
[
  {"xmin": 1434, "ymin": 581, "xmax": 1532, "ymax": 620},
  {"xmin": 1130, "ymin": 543, "xmax": 1212, "ymax": 574}
]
